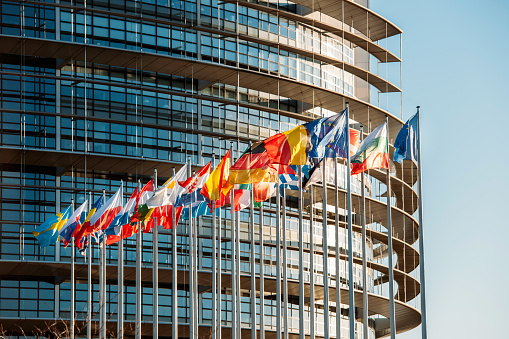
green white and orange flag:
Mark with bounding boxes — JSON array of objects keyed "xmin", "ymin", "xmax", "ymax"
[
  {"xmin": 201, "ymin": 150, "xmax": 233, "ymax": 202},
  {"xmin": 350, "ymin": 122, "xmax": 390, "ymax": 175},
  {"xmin": 263, "ymin": 125, "xmax": 308, "ymax": 166}
]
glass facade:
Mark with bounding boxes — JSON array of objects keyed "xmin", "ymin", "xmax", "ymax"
[{"xmin": 0, "ymin": 0, "xmax": 422, "ymax": 338}]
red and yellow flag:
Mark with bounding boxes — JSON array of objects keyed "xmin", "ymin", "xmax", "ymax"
[
  {"xmin": 263, "ymin": 125, "xmax": 308, "ymax": 166},
  {"xmin": 201, "ymin": 150, "xmax": 233, "ymax": 201}
]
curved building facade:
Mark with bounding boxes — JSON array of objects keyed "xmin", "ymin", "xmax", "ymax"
[{"xmin": 0, "ymin": 0, "xmax": 423, "ymax": 338}]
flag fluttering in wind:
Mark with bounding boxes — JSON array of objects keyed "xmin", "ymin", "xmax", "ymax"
[
  {"xmin": 393, "ymin": 113, "xmax": 418, "ymax": 163},
  {"xmin": 349, "ymin": 129, "xmax": 361, "ymax": 156},
  {"xmin": 350, "ymin": 122, "xmax": 390, "ymax": 175},
  {"xmin": 201, "ymin": 150, "xmax": 233, "ymax": 202},
  {"xmin": 305, "ymin": 110, "xmax": 348, "ymax": 161},
  {"xmin": 88, "ymin": 185, "xmax": 123, "ymax": 237},
  {"xmin": 33, "ymin": 205, "xmax": 72, "ymax": 248},
  {"xmin": 60, "ymin": 200, "xmax": 88, "ymax": 247},
  {"xmin": 104, "ymin": 186, "xmax": 139, "ymax": 245},
  {"xmin": 263, "ymin": 125, "xmax": 308, "ymax": 166},
  {"xmin": 229, "ymin": 142, "xmax": 276, "ymax": 184},
  {"xmin": 177, "ymin": 162, "xmax": 212, "ymax": 219},
  {"xmin": 253, "ymin": 181, "xmax": 277, "ymax": 202},
  {"xmin": 74, "ymin": 195, "xmax": 105, "ymax": 250}
]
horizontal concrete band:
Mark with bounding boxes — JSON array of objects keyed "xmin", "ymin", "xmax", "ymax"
[{"xmin": 0, "ymin": 260, "xmax": 421, "ymax": 335}]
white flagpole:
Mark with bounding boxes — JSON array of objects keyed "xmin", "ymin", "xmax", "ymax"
[
  {"xmin": 259, "ymin": 201, "xmax": 265, "ymax": 339},
  {"xmin": 230, "ymin": 143, "xmax": 237, "ymax": 339},
  {"xmin": 282, "ymin": 186, "xmax": 288, "ymax": 339},
  {"xmin": 135, "ymin": 181, "xmax": 142, "ymax": 339},
  {"xmin": 322, "ymin": 160, "xmax": 330, "ymax": 339},
  {"xmin": 345, "ymin": 102, "xmax": 356, "ymax": 339},
  {"xmin": 309, "ymin": 184, "xmax": 315, "ymax": 339},
  {"xmin": 187, "ymin": 158, "xmax": 195, "ymax": 339},
  {"xmin": 250, "ymin": 143, "xmax": 256, "ymax": 339},
  {"xmin": 276, "ymin": 177, "xmax": 282, "ymax": 339},
  {"xmin": 153, "ymin": 170, "xmax": 159, "ymax": 338},
  {"xmin": 298, "ymin": 165, "xmax": 304, "ymax": 339},
  {"xmin": 70, "ymin": 199, "xmax": 75, "ymax": 339},
  {"xmin": 172, "ymin": 167, "xmax": 179, "ymax": 339},
  {"xmin": 87, "ymin": 193, "xmax": 92, "ymax": 339},
  {"xmin": 118, "ymin": 181, "xmax": 124, "ymax": 339},
  {"xmin": 99, "ymin": 190, "xmax": 106, "ymax": 339},
  {"xmin": 386, "ymin": 116, "xmax": 397, "ymax": 339},
  {"xmin": 236, "ymin": 203, "xmax": 241, "ymax": 339},
  {"xmin": 416, "ymin": 106, "xmax": 428, "ymax": 339},
  {"xmin": 334, "ymin": 158, "xmax": 341, "ymax": 339},
  {"xmin": 360, "ymin": 126, "xmax": 368, "ymax": 339},
  {"xmin": 212, "ymin": 155, "xmax": 217, "ymax": 339}
]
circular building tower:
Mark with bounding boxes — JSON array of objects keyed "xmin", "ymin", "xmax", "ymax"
[{"xmin": 0, "ymin": 0, "xmax": 423, "ymax": 338}]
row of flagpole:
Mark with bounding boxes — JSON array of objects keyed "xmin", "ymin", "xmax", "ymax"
[{"xmin": 63, "ymin": 106, "xmax": 426, "ymax": 339}]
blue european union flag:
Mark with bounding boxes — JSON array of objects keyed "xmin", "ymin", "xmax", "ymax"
[
  {"xmin": 305, "ymin": 109, "xmax": 348, "ymax": 161},
  {"xmin": 393, "ymin": 113, "xmax": 418, "ymax": 163}
]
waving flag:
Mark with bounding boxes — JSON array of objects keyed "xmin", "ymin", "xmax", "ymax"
[
  {"xmin": 60, "ymin": 200, "xmax": 88, "ymax": 247},
  {"xmin": 88, "ymin": 185, "xmax": 123, "ymax": 235},
  {"xmin": 176, "ymin": 162, "xmax": 212, "ymax": 219},
  {"xmin": 134, "ymin": 167, "xmax": 187, "ymax": 231},
  {"xmin": 351, "ymin": 122, "xmax": 389, "ymax": 175},
  {"xmin": 73, "ymin": 195, "xmax": 104, "ymax": 249},
  {"xmin": 263, "ymin": 125, "xmax": 308, "ymax": 166},
  {"xmin": 104, "ymin": 186, "xmax": 139, "ymax": 245},
  {"xmin": 201, "ymin": 150, "xmax": 232, "ymax": 202},
  {"xmin": 393, "ymin": 113, "xmax": 418, "ymax": 163},
  {"xmin": 33, "ymin": 205, "xmax": 73, "ymax": 248},
  {"xmin": 305, "ymin": 110, "xmax": 348, "ymax": 161},
  {"xmin": 179, "ymin": 162, "xmax": 211, "ymax": 193},
  {"xmin": 350, "ymin": 129, "xmax": 361, "ymax": 156},
  {"xmin": 253, "ymin": 181, "xmax": 277, "ymax": 202}
]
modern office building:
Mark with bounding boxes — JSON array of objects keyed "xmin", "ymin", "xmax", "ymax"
[{"xmin": 0, "ymin": 0, "xmax": 424, "ymax": 338}]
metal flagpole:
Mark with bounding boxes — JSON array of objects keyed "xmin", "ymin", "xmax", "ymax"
[
  {"xmin": 345, "ymin": 102, "xmax": 356, "ymax": 339},
  {"xmin": 250, "ymin": 143, "xmax": 256, "ymax": 339},
  {"xmin": 385, "ymin": 115, "xmax": 396, "ymax": 339},
  {"xmin": 416, "ymin": 106, "xmax": 428, "ymax": 339},
  {"xmin": 172, "ymin": 167, "xmax": 179, "ymax": 339},
  {"xmin": 187, "ymin": 158, "xmax": 195, "ymax": 339},
  {"xmin": 153, "ymin": 170, "xmax": 159, "ymax": 338},
  {"xmin": 309, "ymin": 185, "xmax": 315, "ymax": 339},
  {"xmin": 322, "ymin": 160, "xmax": 330, "ymax": 339},
  {"xmin": 236, "ymin": 205, "xmax": 241, "ymax": 339},
  {"xmin": 217, "ymin": 146, "xmax": 222, "ymax": 339},
  {"xmin": 276, "ymin": 178, "xmax": 282, "ymax": 339},
  {"xmin": 230, "ymin": 143, "xmax": 237, "ymax": 339},
  {"xmin": 360, "ymin": 126, "xmax": 368, "ymax": 339},
  {"xmin": 87, "ymin": 193, "xmax": 92, "ymax": 339},
  {"xmin": 212, "ymin": 156, "xmax": 217, "ymax": 339},
  {"xmin": 100, "ymin": 190, "xmax": 106, "ymax": 339},
  {"xmin": 71, "ymin": 199, "xmax": 75, "ymax": 339},
  {"xmin": 298, "ymin": 165, "xmax": 304, "ymax": 339},
  {"xmin": 334, "ymin": 159, "xmax": 341, "ymax": 339},
  {"xmin": 259, "ymin": 202, "xmax": 265, "ymax": 339},
  {"xmin": 135, "ymin": 181, "xmax": 142, "ymax": 339},
  {"xmin": 282, "ymin": 187, "xmax": 288, "ymax": 339},
  {"xmin": 118, "ymin": 181, "xmax": 124, "ymax": 339}
]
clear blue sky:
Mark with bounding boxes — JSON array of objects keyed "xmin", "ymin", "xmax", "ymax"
[{"xmin": 370, "ymin": 0, "xmax": 509, "ymax": 338}]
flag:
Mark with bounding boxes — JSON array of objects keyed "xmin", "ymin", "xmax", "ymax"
[
  {"xmin": 263, "ymin": 125, "xmax": 308, "ymax": 166},
  {"xmin": 133, "ymin": 167, "xmax": 187, "ymax": 231},
  {"xmin": 216, "ymin": 184, "xmax": 256, "ymax": 212},
  {"xmin": 88, "ymin": 185, "xmax": 123, "ymax": 234},
  {"xmin": 350, "ymin": 122, "xmax": 389, "ymax": 175},
  {"xmin": 201, "ymin": 150, "xmax": 232, "ymax": 202},
  {"xmin": 350, "ymin": 129, "xmax": 361, "ymax": 156},
  {"xmin": 73, "ymin": 195, "xmax": 105, "ymax": 249},
  {"xmin": 33, "ymin": 205, "xmax": 73, "ymax": 248},
  {"xmin": 178, "ymin": 162, "xmax": 211, "ymax": 193},
  {"xmin": 104, "ymin": 186, "xmax": 139, "ymax": 245},
  {"xmin": 130, "ymin": 179, "xmax": 155, "ymax": 228},
  {"xmin": 253, "ymin": 181, "xmax": 277, "ymax": 202},
  {"xmin": 228, "ymin": 142, "xmax": 282, "ymax": 184},
  {"xmin": 279, "ymin": 173, "xmax": 300, "ymax": 193},
  {"xmin": 60, "ymin": 200, "xmax": 88, "ymax": 247},
  {"xmin": 305, "ymin": 110, "xmax": 348, "ymax": 161},
  {"xmin": 393, "ymin": 113, "xmax": 418, "ymax": 163}
]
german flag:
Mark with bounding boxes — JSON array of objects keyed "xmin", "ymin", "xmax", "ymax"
[{"xmin": 228, "ymin": 142, "xmax": 278, "ymax": 184}]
